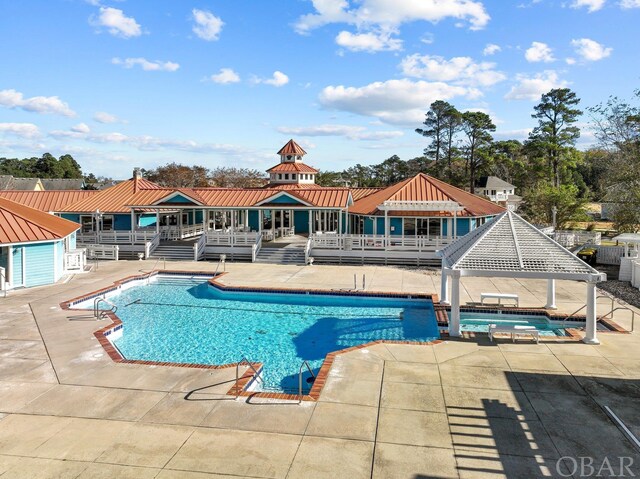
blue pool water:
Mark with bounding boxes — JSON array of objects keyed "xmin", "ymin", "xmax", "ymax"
[
  {"xmin": 98, "ymin": 276, "xmax": 439, "ymax": 393},
  {"xmin": 460, "ymin": 312, "xmax": 568, "ymax": 336}
]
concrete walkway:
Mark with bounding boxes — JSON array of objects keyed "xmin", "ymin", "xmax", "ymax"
[{"xmin": 0, "ymin": 260, "xmax": 639, "ymax": 478}]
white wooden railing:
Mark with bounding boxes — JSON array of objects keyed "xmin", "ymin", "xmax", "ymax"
[
  {"xmin": 304, "ymin": 238, "xmax": 312, "ymax": 265},
  {"xmin": 632, "ymin": 260, "xmax": 640, "ymax": 289},
  {"xmin": 77, "ymin": 230, "xmax": 158, "ymax": 245},
  {"xmin": 251, "ymin": 234, "xmax": 263, "ymax": 262},
  {"xmin": 145, "ymin": 233, "xmax": 161, "ymax": 259},
  {"xmin": 205, "ymin": 231, "xmax": 261, "ymax": 246},
  {"xmin": 85, "ymin": 244, "xmax": 119, "ymax": 260},
  {"xmin": 553, "ymin": 230, "xmax": 602, "ymax": 248},
  {"xmin": 193, "ymin": 233, "xmax": 207, "ymax": 261},
  {"xmin": 64, "ymin": 249, "xmax": 86, "ymax": 272},
  {"xmin": 310, "ymin": 234, "xmax": 451, "ymax": 252},
  {"xmin": 160, "ymin": 223, "xmax": 205, "ymax": 241}
]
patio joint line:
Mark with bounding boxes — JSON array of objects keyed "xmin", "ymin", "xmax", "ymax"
[
  {"xmin": 27, "ymin": 302, "xmax": 60, "ymax": 385},
  {"xmin": 368, "ymin": 359, "xmax": 386, "ymax": 479}
]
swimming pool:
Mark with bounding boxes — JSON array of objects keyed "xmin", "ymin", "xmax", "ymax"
[
  {"xmin": 86, "ymin": 275, "xmax": 439, "ymax": 393},
  {"xmin": 459, "ymin": 312, "xmax": 569, "ymax": 336}
]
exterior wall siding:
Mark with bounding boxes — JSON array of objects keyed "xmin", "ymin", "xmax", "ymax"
[
  {"xmin": 114, "ymin": 214, "xmax": 132, "ymax": 231},
  {"xmin": 266, "ymin": 194, "xmax": 305, "ymax": 205},
  {"xmin": 293, "ymin": 210, "xmax": 309, "ymax": 234},
  {"xmin": 24, "ymin": 243, "xmax": 55, "ymax": 287},
  {"xmin": 12, "ymin": 246, "xmax": 23, "ymax": 286},
  {"xmin": 61, "ymin": 213, "xmax": 80, "ymax": 223},
  {"xmin": 69, "ymin": 231, "xmax": 76, "ymax": 250},
  {"xmin": 248, "ymin": 211, "xmax": 260, "ymax": 231}
]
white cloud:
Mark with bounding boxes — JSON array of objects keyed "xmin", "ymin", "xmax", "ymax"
[
  {"xmin": 254, "ymin": 71, "xmax": 289, "ymax": 87},
  {"xmin": 191, "ymin": 8, "xmax": 224, "ymax": 41},
  {"xmin": 48, "ymin": 126, "xmax": 266, "ymax": 160},
  {"xmin": 209, "ymin": 68, "xmax": 241, "ymax": 84},
  {"xmin": 483, "ymin": 43, "xmax": 501, "ymax": 56},
  {"xmin": 93, "ymin": 111, "xmax": 122, "ymax": 124},
  {"xmin": 112, "ymin": 57, "xmax": 180, "ymax": 72},
  {"xmin": 0, "ymin": 89, "xmax": 75, "ymax": 117},
  {"xmin": 505, "ymin": 71, "xmax": 569, "ymax": 101},
  {"xmin": 571, "ymin": 38, "xmax": 612, "ymax": 61},
  {"xmin": 71, "ymin": 123, "xmax": 91, "ymax": 134},
  {"xmin": 319, "ymin": 78, "xmax": 479, "ymax": 125},
  {"xmin": 295, "ymin": 0, "xmax": 491, "ymax": 33},
  {"xmin": 91, "ymin": 7, "xmax": 141, "ymax": 38},
  {"xmin": 570, "ymin": 0, "xmax": 606, "ymax": 11},
  {"xmin": 277, "ymin": 124, "xmax": 404, "ymax": 141},
  {"xmin": 400, "ymin": 54, "xmax": 506, "ymax": 87},
  {"xmin": 335, "ymin": 30, "xmax": 402, "ymax": 52},
  {"xmin": 621, "ymin": 0, "xmax": 640, "ymax": 7},
  {"xmin": 525, "ymin": 42, "xmax": 555, "ymax": 62},
  {"xmin": 0, "ymin": 123, "xmax": 41, "ymax": 138}
]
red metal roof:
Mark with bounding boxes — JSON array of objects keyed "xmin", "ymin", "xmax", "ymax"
[
  {"xmin": 266, "ymin": 163, "xmax": 319, "ymax": 173},
  {"xmin": 0, "ymin": 197, "xmax": 80, "ymax": 245},
  {"xmin": 0, "ymin": 190, "xmax": 98, "ymax": 212},
  {"xmin": 350, "ymin": 173, "xmax": 505, "ymax": 217},
  {"xmin": 277, "ymin": 139, "xmax": 307, "ymax": 156},
  {"xmin": 58, "ymin": 177, "xmax": 162, "ymax": 213},
  {"xmin": 350, "ymin": 187, "xmax": 384, "ymax": 201}
]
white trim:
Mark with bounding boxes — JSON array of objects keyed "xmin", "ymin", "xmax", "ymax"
[
  {"xmin": 254, "ymin": 191, "xmax": 314, "ymax": 207},
  {"xmin": 0, "ymin": 231, "xmax": 78, "ymax": 248},
  {"xmin": 378, "ymin": 200, "xmax": 465, "ymax": 212},
  {"xmin": 151, "ymin": 191, "xmax": 204, "ymax": 206}
]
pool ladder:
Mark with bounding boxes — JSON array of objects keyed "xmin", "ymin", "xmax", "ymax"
[
  {"xmin": 93, "ymin": 297, "xmax": 118, "ymax": 320},
  {"xmin": 562, "ymin": 294, "xmax": 635, "ymax": 331},
  {"xmin": 234, "ymin": 357, "xmax": 316, "ymax": 403}
]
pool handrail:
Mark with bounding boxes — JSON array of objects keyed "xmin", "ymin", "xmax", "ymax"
[
  {"xmin": 298, "ymin": 360, "xmax": 316, "ymax": 402},
  {"xmin": 235, "ymin": 357, "xmax": 263, "ymax": 399},
  {"xmin": 93, "ymin": 297, "xmax": 118, "ymax": 319}
]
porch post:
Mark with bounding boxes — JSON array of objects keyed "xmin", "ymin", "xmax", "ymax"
[
  {"xmin": 7, "ymin": 246, "xmax": 13, "ymax": 289},
  {"xmin": 440, "ymin": 266, "xmax": 450, "ymax": 305},
  {"xmin": 453, "ymin": 210, "xmax": 457, "ymax": 238},
  {"xmin": 338, "ymin": 210, "xmax": 343, "ymax": 235},
  {"xmin": 450, "ymin": 270, "xmax": 461, "ymax": 337},
  {"xmin": 546, "ymin": 279, "xmax": 557, "ymax": 309},
  {"xmin": 259, "ymin": 210, "xmax": 263, "ymax": 233},
  {"xmin": 130, "ymin": 209, "xmax": 135, "ymax": 232},
  {"xmin": 384, "ymin": 210, "xmax": 389, "ymax": 244},
  {"xmin": 308, "ymin": 210, "xmax": 312, "ymax": 235},
  {"xmin": 245, "ymin": 209, "xmax": 249, "ymax": 229},
  {"xmin": 203, "ymin": 209, "xmax": 207, "ymax": 231},
  {"xmin": 155, "ymin": 210, "xmax": 159, "ymax": 234},
  {"xmin": 583, "ymin": 280, "xmax": 599, "ymax": 344}
]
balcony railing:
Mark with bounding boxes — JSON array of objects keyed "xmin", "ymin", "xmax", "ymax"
[{"xmin": 310, "ymin": 234, "xmax": 451, "ymax": 252}]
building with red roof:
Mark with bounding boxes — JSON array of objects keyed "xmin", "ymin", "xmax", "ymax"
[{"xmin": 0, "ymin": 197, "xmax": 81, "ymax": 289}]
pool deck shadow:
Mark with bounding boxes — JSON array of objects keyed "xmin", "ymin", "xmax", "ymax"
[{"xmin": 1, "ymin": 260, "xmax": 640, "ymax": 477}]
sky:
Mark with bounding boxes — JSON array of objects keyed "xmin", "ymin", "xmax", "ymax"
[{"xmin": 0, "ymin": 0, "xmax": 638, "ymax": 179}]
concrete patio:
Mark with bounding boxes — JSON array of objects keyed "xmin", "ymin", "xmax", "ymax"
[{"xmin": 0, "ymin": 260, "xmax": 639, "ymax": 478}]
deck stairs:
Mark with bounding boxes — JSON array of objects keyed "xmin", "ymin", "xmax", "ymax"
[
  {"xmin": 255, "ymin": 243, "xmax": 306, "ymax": 265},
  {"xmin": 149, "ymin": 241, "xmax": 194, "ymax": 261}
]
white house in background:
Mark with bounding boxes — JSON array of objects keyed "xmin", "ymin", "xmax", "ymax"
[{"xmin": 477, "ymin": 176, "xmax": 522, "ymax": 212}]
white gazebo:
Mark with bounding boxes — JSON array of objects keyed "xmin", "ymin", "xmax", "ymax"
[{"xmin": 438, "ymin": 211, "xmax": 607, "ymax": 344}]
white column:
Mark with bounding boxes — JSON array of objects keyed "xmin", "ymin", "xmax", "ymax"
[
  {"xmin": 338, "ymin": 210, "xmax": 343, "ymax": 234},
  {"xmin": 308, "ymin": 210, "xmax": 312, "ymax": 234},
  {"xmin": 583, "ymin": 281, "xmax": 599, "ymax": 344},
  {"xmin": 259, "ymin": 210, "xmax": 263, "ymax": 233},
  {"xmin": 245, "ymin": 209, "xmax": 249, "ymax": 228},
  {"xmin": 440, "ymin": 267, "xmax": 450, "ymax": 305},
  {"xmin": 453, "ymin": 211, "xmax": 457, "ymax": 238},
  {"xmin": 155, "ymin": 210, "xmax": 159, "ymax": 234},
  {"xmin": 546, "ymin": 279, "xmax": 557, "ymax": 309},
  {"xmin": 449, "ymin": 270, "xmax": 461, "ymax": 337},
  {"xmin": 7, "ymin": 246, "xmax": 13, "ymax": 288},
  {"xmin": 203, "ymin": 209, "xmax": 207, "ymax": 231},
  {"xmin": 130, "ymin": 210, "xmax": 136, "ymax": 232},
  {"xmin": 384, "ymin": 210, "xmax": 389, "ymax": 244}
]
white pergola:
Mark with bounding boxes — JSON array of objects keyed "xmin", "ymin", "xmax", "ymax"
[{"xmin": 438, "ymin": 211, "xmax": 607, "ymax": 344}]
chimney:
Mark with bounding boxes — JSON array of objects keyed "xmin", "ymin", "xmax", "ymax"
[{"xmin": 133, "ymin": 167, "xmax": 141, "ymax": 193}]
